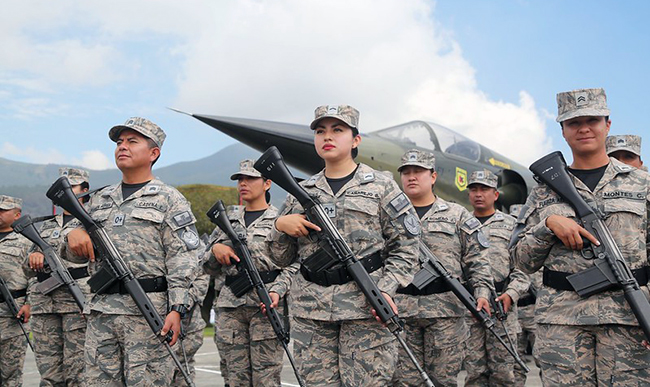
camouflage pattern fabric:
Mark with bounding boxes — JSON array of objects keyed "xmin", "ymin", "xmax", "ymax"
[
  {"xmin": 393, "ymin": 198, "xmax": 492, "ymax": 386},
  {"xmin": 514, "ymin": 271, "xmax": 542, "ymax": 387},
  {"xmin": 215, "ymin": 305, "xmax": 284, "ymax": 386},
  {"xmin": 556, "ymin": 87, "xmax": 610, "ymax": 122},
  {"xmin": 607, "ymin": 134, "xmax": 642, "ymax": 157},
  {"xmin": 463, "ymin": 210, "xmax": 529, "ymax": 386},
  {"xmin": 510, "ymin": 158, "xmax": 650, "ymax": 384},
  {"xmin": 78, "ymin": 179, "xmax": 200, "ymax": 384},
  {"xmin": 293, "ymin": 316, "xmax": 397, "ymax": 387},
  {"xmin": 310, "ymin": 104, "xmax": 360, "ymax": 129},
  {"xmin": 392, "ymin": 317, "xmax": 468, "ymax": 387},
  {"xmin": 269, "ymin": 163, "xmax": 420, "ymax": 384},
  {"xmin": 171, "ymin": 306, "xmax": 207, "ymax": 387},
  {"xmin": 0, "ymin": 334, "xmax": 27, "ymax": 387},
  {"xmin": 84, "ymin": 311, "xmax": 174, "ymax": 386}
]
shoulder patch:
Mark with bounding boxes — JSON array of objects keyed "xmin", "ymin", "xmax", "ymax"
[
  {"xmin": 389, "ymin": 193, "xmax": 410, "ymax": 213},
  {"xmin": 361, "ymin": 172, "xmax": 375, "ymax": 183},
  {"xmin": 144, "ymin": 185, "xmax": 162, "ymax": 195},
  {"xmin": 172, "ymin": 211, "xmax": 194, "ymax": 228},
  {"xmin": 402, "ymin": 213, "xmax": 421, "ymax": 236},
  {"xmin": 178, "ymin": 225, "xmax": 200, "ymax": 250},
  {"xmin": 464, "ymin": 217, "xmax": 481, "ymax": 230}
]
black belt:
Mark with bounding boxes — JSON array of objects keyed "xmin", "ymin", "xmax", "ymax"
[
  {"xmin": 301, "ymin": 252, "xmax": 383, "ymax": 287},
  {"xmin": 0, "ymin": 288, "xmax": 27, "ymax": 303},
  {"xmin": 397, "ymin": 278, "xmax": 452, "ymax": 295},
  {"xmin": 225, "ymin": 269, "xmax": 281, "ymax": 298},
  {"xmin": 543, "ymin": 266, "xmax": 650, "ymax": 292},
  {"xmin": 37, "ymin": 267, "xmax": 90, "ymax": 283},
  {"xmin": 517, "ymin": 294, "xmax": 536, "ymax": 307},
  {"xmin": 98, "ymin": 276, "xmax": 168, "ymax": 295}
]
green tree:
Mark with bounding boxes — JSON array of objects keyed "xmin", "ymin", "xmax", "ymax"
[{"xmin": 177, "ymin": 184, "xmax": 239, "ymax": 237}]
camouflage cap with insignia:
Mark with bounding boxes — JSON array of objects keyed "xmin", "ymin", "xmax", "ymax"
[
  {"xmin": 556, "ymin": 88, "xmax": 610, "ymax": 123},
  {"xmin": 606, "ymin": 134, "xmax": 641, "ymax": 157},
  {"xmin": 468, "ymin": 169, "xmax": 498, "ymax": 189},
  {"xmin": 310, "ymin": 105, "xmax": 360, "ymax": 130},
  {"xmin": 59, "ymin": 167, "xmax": 90, "ymax": 186},
  {"xmin": 0, "ymin": 195, "xmax": 22, "ymax": 210},
  {"xmin": 398, "ymin": 149, "xmax": 435, "ymax": 172},
  {"xmin": 109, "ymin": 117, "xmax": 166, "ymax": 148},
  {"xmin": 230, "ymin": 159, "xmax": 263, "ymax": 180}
]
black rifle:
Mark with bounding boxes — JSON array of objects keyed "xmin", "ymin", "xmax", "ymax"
[
  {"xmin": 254, "ymin": 146, "xmax": 435, "ymax": 387},
  {"xmin": 412, "ymin": 241, "xmax": 530, "ymax": 371},
  {"xmin": 12, "ymin": 215, "xmax": 86, "ymax": 312},
  {"xmin": 45, "ymin": 176, "xmax": 196, "ymax": 387},
  {"xmin": 530, "ymin": 151, "xmax": 650, "ymax": 342},
  {"xmin": 0, "ymin": 274, "xmax": 34, "ymax": 351},
  {"xmin": 206, "ymin": 200, "xmax": 306, "ymax": 387}
]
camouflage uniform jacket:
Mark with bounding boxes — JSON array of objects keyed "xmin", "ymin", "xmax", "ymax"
[
  {"xmin": 24, "ymin": 214, "xmax": 91, "ymax": 314},
  {"xmin": 269, "ymin": 163, "xmax": 420, "ymax": 321},
  {"xmin": 79, "ymin": 179, "xmax": 200, "ymax": 315},
  {"xmin": 0, "ymin": 231, "xmax": 31, "ymax": 317},
  {"xmin": 203, "ymin": 205, "xmax": 297, "ymax": 308},
  {"xmin": 480, "ymin": 210, "xmax": 530, "ymax": 304},
  {"xmin": 395, "ymin": 197, "xmax": 493, "ymax": 319},
  {"xmin": 511, "ymin": 158, "xmax": 650, "ymax": 326}
]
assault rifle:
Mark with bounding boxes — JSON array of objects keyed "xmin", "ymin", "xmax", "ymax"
[
  {"xmin": 206, "ymin": 200, "xmax": 306, "ymax": 387},
  {"xmin": 530, "ymin": 151, "xmax": 650, "ymax": 342},
  {"xmin": 412, "ymin": 241, "xmax": 529, "ymax": 371},
  {"xmin": 45, "ymin": 176, "xmax": 195, "ymax": 387},
  {"xmin": 12, "ymin": 215, "xmax": 86, "ymax": 311},
  {"xmin": 0, "ymin": 274, "xmax": 34, "ymax": 351},
  {"xmin": 254, "ymin": 146, "xmax": 435, "ymax": 387}
]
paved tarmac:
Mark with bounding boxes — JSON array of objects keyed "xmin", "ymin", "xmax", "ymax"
[{"xmin": 21, "ymin": 335, "xmax": 542, "ymax": 386}]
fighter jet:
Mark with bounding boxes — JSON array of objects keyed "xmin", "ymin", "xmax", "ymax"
[{"xmin": 174, "ymin": 110, "xmax": 535, "ymax": 210}]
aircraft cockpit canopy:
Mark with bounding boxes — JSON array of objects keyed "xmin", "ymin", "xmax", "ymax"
[{"xmin": 375, "ymin": 121, "xmax": 481, "ymax": 162}]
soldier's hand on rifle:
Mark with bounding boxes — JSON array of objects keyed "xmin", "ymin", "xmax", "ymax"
[
  {"xmin": 477, "ymin": 297, "xmax": 491, "ymax": 316},
  {"xmin": 642, "ymin": 340, "xmax": 650, "ymax": 350},
  {"xmin": 496, "ymin": 293, "xmax": 513, "ymax": 313},
  {"xmin": 29, "ymin": 251, "xmax": 46, "ymax": 271},
  {"xmin": 371, "ymin": 292, "xmax": 398, "ymax": 325},
  {"xmin": 161, "ymin": 310, "xmax": 182, "ymax": 346},
  {"xmin": 212, "ymin": 243, "xmax": 239, "ymax": 265},
  {"xmin": 17, "ymin": 304, "xmax": 31, "ymax": 323},
  {"xmin": 261, "ymin": 291, "xmax": 280, "ymax": 316},
  {"xmin": 68, "ymin": 228, "xmax": 95, "ymax": 261},
  {"xmin": 275, "ymin": 214, "xmax": 321, "ymax": 238},
  {"xmin": 546, "ymin": 215, "xmax": 600, "ymax": 250}
]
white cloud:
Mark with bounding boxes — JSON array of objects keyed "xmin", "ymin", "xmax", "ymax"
[{"xmin": 1, "ymin": 142, "xmax": 112, "ymax": 170}]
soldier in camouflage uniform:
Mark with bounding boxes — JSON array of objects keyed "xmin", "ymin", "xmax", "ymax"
[
  {"xmin": 25, "ymin": 168, "xmax": 92, "ymax": 387},
  {"xmin": 392, "ymin": 150, "xmax": 493, "ymax": 387},
  {"xmin": 463, "ymin": 169, "xmax": 530, "ymax": 386},
  {"xmin": 511, "ymin": 88, "xmax": 650, "ymax": 385},
  {"xmin": 66, "ymin": 118, "xmax": 201, "ymax": 386},
  {"xmin": 202, "ymin": 160, "xmax": 288, "ymax": 386},
  {"xmin": 270, "ymin": 105, "xmax": 420, "ymax": 386},
  {"xmin": 0, "ymin": 195, "xmax": 32, "ymax": 387},
  {"xmin": 607, "ymin": 134, "xmax": 647, "ymax": 172}
]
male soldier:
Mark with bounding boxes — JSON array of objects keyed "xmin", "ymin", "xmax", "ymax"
[
  {"xmin": 66, "ymin": 117, "xmax": 200, "ymax": 386},
  {"xmin": 393, "ymin": 150, "xmax": 493, "ymax": 387},
  {"xmin": 463, "ymin": 169, "xmax": 530, "ymax": 386},
  {"xmin": 511, "ymin": 88, "xmax": 650, "ymax": 385},
  {"xmin": 509, "ymin": 204, "xmax": 542, "ymax": 387},
  {"xmin": 26, "ymin": 168, "xmax": 92, "ymax": 387},
  {"xmin": 0, "ymin": 195, "xmax": 32, "ymax": 387},
  {"xmin": 607, "ymin": 134, "xmax": 647, "ymax": 171}
]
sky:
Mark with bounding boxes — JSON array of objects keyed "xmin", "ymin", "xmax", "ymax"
[{"xmin": 1, "ymin": 0, "xmax": 648, "ymax": 172}]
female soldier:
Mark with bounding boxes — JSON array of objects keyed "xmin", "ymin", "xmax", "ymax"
[
  {"xmin": 268, "ymin": 105, "xmax": 420, "ymax": 386},
  {"xmin": 202, "ymin": 159, "xmax": 288, "ymax": 387}
]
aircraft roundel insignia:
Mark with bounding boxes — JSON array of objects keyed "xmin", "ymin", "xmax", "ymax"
[{"xmin": 455, "ymin": 167, "xmax": 467, "ymax": 192}]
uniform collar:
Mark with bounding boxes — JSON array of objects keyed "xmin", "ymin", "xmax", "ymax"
[
  {"xmin": 570, "ymin": 158, "xmax": 633, "ymax": 194},
  {"xmin": 304, "ymin": 163, "xmax": 375, "ymax": 197},
  {"xmin": 102, "ymin": 178, "xmax": 164, "ymax": 205}
]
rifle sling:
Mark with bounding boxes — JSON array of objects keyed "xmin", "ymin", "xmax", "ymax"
[
  {"xmin": 0, "ymin": 288, "xmax": 27, "ymax": 303},
  {"xmin": 300, "ymin": 251, "xmax": 382, "ymax": 287},
  {"xmin": 543, "ymin": 266, "xmax": 650, "ymax": 292}
]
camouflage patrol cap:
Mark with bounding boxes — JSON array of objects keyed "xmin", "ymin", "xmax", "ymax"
[
  {"xmin": 606, "ymin": 135, "xmax": 641, "ymax": 157},
  {"xmin": 59, "ymin": 167, "xmax": 90, "ymax": 186},
  {"xmin": 398, "ymin": 149, "xmax": 436, "ymax": 172},
  {"xmin": 0, "ymin": 195, "xmax": 22, "ymax": 210},
  {"xmin": 509, "ymin": 204, "xmax": 524, "ymax": 217},
  {"xmin": 556, "ymin": 88, "xmax": 610, "ymax": 123},
  {"xmin": 230, "ymin": 159, "xmax": 262, "ymax": 180},
  {"xmin": 109, "ymin": 117, "xmax": 166, "ymax": 148},
  {"xmin": 310, "ymin": 105, "xmax": 360, "ymax": 130},
  {"xmin": 468, "ymin": 169, "xmax": 498, "ymax": 189}
]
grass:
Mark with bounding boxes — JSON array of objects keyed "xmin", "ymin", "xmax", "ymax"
[{"xmin": 203, "ymin": 324, "xmax": 215, "ymax": 338}]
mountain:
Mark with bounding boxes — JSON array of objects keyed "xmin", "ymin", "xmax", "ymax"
[{"xmin": 0, "ymin": 143, "xmax": 296, "ymax": 214}]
